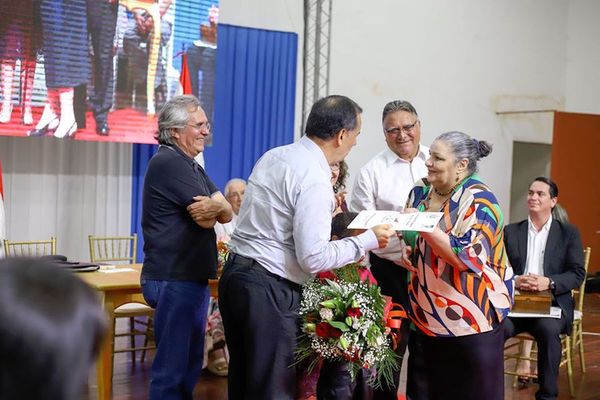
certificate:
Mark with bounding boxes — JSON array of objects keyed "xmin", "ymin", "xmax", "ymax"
[{"xmin": 347, "ymin": 210, "xmax": 443, "ymax": 232}]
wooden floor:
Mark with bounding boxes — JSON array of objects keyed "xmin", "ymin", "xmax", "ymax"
[{"xmin": 88, "ymin": 294, "xmax": 600, "ymax": 400}]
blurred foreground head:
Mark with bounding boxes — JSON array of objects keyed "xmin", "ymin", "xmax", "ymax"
[{"xmin": 0, "ymin": 258, "xmax": 107, "ymax": 400}]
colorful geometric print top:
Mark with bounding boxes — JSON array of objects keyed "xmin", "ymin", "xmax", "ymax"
[{"xmin": 405, "ymin": 175, "xmax": 514, "ymax": 337}]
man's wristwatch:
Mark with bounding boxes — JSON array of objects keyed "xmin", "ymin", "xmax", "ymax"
[{"xmin": 549, "ymin": 278, "xmax": 556, "ymax": 291}]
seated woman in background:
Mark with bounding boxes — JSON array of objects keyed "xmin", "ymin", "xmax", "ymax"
[
  {"xmin": 0, "ymin": 258, "xmax": 106, "ymax": 400},
  {"xmin": 398, "ymin": 131, "xmax": 514, "ymax": 400}
]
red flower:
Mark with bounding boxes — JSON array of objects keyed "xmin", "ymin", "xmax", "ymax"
[
  {"xmin": 316, "ymin": 271, "xmax": 337, "ymax": 282},
  {"xmin": 346, "ymin": 307, "xmax": 362, "ymax": 318},
  {"xmin": 342, "ymin": 349, "xmax": 360, "ymax": 362},
  {"xmin": 315, "ymin": 322, "xmax": 342, "ymax": 338}
]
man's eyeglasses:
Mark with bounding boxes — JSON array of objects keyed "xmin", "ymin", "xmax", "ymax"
[
  {"xmin": 186, "ymin": 122, "xmax": 211, "ymax": 133},
  {"xmin": 385, "ymin": 120, "xmax": 419, "ymax": 136}
]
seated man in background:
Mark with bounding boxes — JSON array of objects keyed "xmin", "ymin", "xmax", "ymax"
[
  {"xmin": 503, "ymin": 177, "xmax": 586, "ymax": 400},
  {"xmin": 214, "ymin": 178, "xmax": 246, "ymax": 241},
  {"xmin": 0, "ymin": 258, "xmax": 106, "ymax": 400}
]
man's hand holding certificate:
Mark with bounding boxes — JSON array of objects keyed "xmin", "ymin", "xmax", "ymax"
[{"xmin": 348, "ymin": 210, "xmax": 443, "ymax": 232}]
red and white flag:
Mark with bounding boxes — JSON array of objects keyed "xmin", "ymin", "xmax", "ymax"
[
  {"xmin": 0, "ymin": 160, "xmax": 5, "ymax": 258},
  {"xmin": 177, "ymin": 52, "xmax": 193, "ymax": 95}
]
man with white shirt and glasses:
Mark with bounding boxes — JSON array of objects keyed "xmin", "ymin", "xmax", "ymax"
[
  {"xmin": 218, "ymin": 95, "xmax": 395, "ymax": 400},
  {"xmin": 503, "ymin": 177, "xmax": 585, "ymax": 400},
  {"xmin": 349, "ymin": 100, "xmax": 428, "ymax": 399}
]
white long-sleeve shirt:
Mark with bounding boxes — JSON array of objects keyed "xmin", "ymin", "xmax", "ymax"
[
  {"xmin": 349, "ymin": 145, "xmax": 429, "ymax": 260},
  {"xmin": 525, "ymin": 216, "xmax": 553, "ymax": 276},
  {"xmin": 229, "ymin": 136, "xmax": 378, "ymax": 284},
  {"xmin": 214, "ymin": 214, "xmax": 237, "ymax": 242}
]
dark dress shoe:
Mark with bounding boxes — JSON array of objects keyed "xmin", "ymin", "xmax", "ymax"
[
  {"xmin": 27, "ymin": 119, "xmax": 59, "ymax": 137},
  {"xmin": 28, "ymin": 127, "xmax": 50, "ymax": 137},
  {"xmin": 96, "ymin": 122, "xmax": 110, "ymax": 136}
]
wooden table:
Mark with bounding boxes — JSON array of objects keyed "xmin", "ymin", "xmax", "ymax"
[{"xmin": 78, "ymin": 264, "xmax": 218, "ymax": 400}]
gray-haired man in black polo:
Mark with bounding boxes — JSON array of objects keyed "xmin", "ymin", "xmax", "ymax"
[{"xmin": 141, "ymin": 95, "xmax": 232, "ymax": 400}]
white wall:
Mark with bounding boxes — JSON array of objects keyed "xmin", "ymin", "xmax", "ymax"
[
  {"xmin": 222, "ymin": 0, "xmax": 600, "ymax": 218},
  {"xmin": 565, "ymin": 0, "xmax": 600, "ymax": 113},
  {"xmin": 329, "ymin": 0, "xmax": 570, "ymax": 212}
]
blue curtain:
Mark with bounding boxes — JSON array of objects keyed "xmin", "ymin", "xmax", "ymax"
[
  {"xmin": 131, "ymin": 143, "xmax": 158, "ymax": 262},
  {"xmin": 130, "ymin": 24, "xmax": 297, "ymax": 262},
  {"xmin": 205, "ymin": 24, "xmax": 298, "ymax": 190}
]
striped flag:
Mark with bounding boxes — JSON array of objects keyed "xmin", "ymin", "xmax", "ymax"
[{"xmin": 0, "ymin": 160, "xmax": 5, "ymax": 258}]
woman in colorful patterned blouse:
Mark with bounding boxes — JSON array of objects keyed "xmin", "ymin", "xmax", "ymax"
[{"xmin": 398, "ymin": 131, "xmax": 513, "ymax": 400}]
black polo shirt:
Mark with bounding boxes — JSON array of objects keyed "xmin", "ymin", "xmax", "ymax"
[{"xmin": 141, "ymin": 145, "xmax": 218, "ymax": 282}]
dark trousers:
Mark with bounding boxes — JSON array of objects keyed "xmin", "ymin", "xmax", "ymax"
[
  {"xmin": 86, "ymin": 0, "xmax": 117, "ymax": 125},
  {"xmin": 369, "ymin": 253, "xmax": 410, "ymax": 399},
  {"xmin": 503, "ymin": 316, "xmax": 568, "ymax": 400},
  {"xmin": 317, "ymin": 361, "xmax": 374, "ymax": 400},
  {"xmin": 419, "ymin": 321, "xmax": 505, "ymax": 400},
  {"xmin": 219, "ymin": 254, "xmax": 301, "ymax": 400},
  {"xmin": 141, "ymin": 279, "xmax": 210, "ymax": 400},
  {"xmin": 405, "ymin": 330, "xmax": 428, "ymax": 400}
]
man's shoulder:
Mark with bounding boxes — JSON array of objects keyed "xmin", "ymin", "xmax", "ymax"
[
  {"xmin": 146, "ymin": 147, "xmax": 189, "ymax": 176},
  {"xmin": 504, "ymin": 220, "xmax": 527, "ymax": 242},
  {"xmin": 505, "ymin": 220, "xmax": 527, "ymax": 231},
  {"xmin": 552, "ymin": 219, "xmax": 580, "ymax": 237},
  {"xmin": 357, "ymin": 149, "xmax": 391, "ymax": 175}
]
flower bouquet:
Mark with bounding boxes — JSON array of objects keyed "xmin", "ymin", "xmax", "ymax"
[
  {"xmin": 296, "ymin": 263, "xmax": 399, "ymax": 388},
  {"xmin": 216, "ymin": 240, "xmax": 230, "ymax": 277}
]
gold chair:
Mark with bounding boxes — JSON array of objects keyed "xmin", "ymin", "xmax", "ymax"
[
  {"xmin": 3, "ymin": 237, "xmax": 57, "ymax": 257},
  {"xmin": 504, "ymin": 247, "xmax": 591, "ymax": 396},
  {"xmin": 88, "ymin": 234, "xmax": 155, "ymax": 365},
  {"xmin": 570, "ymin": 247, "xmax": 591, "ymax": 372}
]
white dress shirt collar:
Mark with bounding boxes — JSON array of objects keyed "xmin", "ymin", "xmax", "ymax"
[{"xmin": 381, "ymin": 144, "xmax": 429, "ymax": 166}]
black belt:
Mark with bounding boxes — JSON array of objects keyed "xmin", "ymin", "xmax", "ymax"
[{"xmin": 230, "ymin": 253, "xmax": 301, "ymax": 291}]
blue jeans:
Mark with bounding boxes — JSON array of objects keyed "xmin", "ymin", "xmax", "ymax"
[{"xmin": 141, "ymin": 279, "xmax": 210, "ymax": 400}]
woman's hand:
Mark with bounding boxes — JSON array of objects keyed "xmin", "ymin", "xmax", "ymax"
[{"xmin": 397, "ymin": 239, "xmax": 417, "ymax": 273}]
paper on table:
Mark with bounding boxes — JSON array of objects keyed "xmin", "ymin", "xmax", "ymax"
[
  {"xmin": 347, "ymin": 210, "xmax": 443, "ymax": 232},
  {"xmin": 508, "ymin": 306, "xmax": 562, "ymax": 319},
  {"xmin": 98, "ymin": 268, "xmax": 136, "ymax": 274}
]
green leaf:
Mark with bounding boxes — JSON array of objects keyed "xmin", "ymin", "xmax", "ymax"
[
  {"xmin": 320, "ymin": 300, "xmax": 337, "ymax": 309},
  {"xmin": 339, "ymin": 336, "xmax": 348, "ymax": 350},
  {"xmin": 328, "ymin": 320, "xmax": 350, "ymax": 332}
]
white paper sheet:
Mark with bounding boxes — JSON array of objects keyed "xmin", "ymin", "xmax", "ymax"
[
  {"xmin": 347, "ymin": 210, "xmax": 443, "ymax": 232},
  {"xmin": 508, "ymin": 306, "xmax": 562, "ymax": 319},
  {"xmin": 98, "ymin": 268, "xmax": 136, "ymax": 274}
]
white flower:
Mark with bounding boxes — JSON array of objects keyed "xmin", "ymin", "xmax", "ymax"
[{"xmin": 319, "ymin": 308, "xmax": 334, "ymax": 321}]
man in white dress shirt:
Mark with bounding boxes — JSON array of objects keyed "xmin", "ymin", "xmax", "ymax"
[
  {"xmin": 214, "ymin": 178, "xmax": 246, "ymax": 241},
  {"xmin": 349, "ymin": 100, "xmax": 428, "ymax": 399},
  {"xmin": 218, "ymin": 95, "xmax": 395, "ymax": 400}
]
